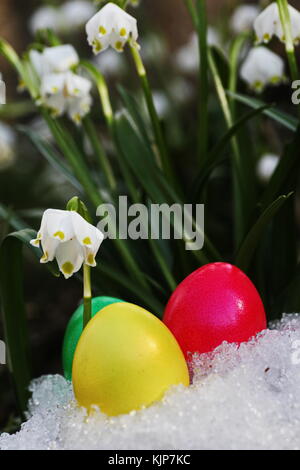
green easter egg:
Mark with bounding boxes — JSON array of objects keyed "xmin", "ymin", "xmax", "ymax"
[{"xmin": 62, "ymin": 296, "xmax": 124, "ymax": 381}]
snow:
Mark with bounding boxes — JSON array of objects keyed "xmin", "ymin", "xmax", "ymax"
[{"xmin": 1, "ymin": 314, "xmax": 300, "ymax": 450}]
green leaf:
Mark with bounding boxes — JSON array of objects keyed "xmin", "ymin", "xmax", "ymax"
[
  {"xmin": 0, "ymin": 230, "xmax": 34, "ymax": 414},
  {"xmin": 18, "ymin": 125, "xmax": 83, "ymax": 192},
  {"xmin": 114, "ymin": 110, "xmax": 220, "ymax": 263},
  {"xmin": 191, "ymin": 104, "xmax": 270, "ymax": 200},
  {"xmin": 235, "ymin": 193, "xmax": 293, "ymax": 272},
  {"xmin": 227, "ymin": 90, "xmax": 299, "ymax": 132},
  {"xmin": 260, "ymin": 127, "xmax": 300, "ymax": 210},
  {"xmin": 117, "ymin": 85, "xmax": 152, "ymax": 147}
]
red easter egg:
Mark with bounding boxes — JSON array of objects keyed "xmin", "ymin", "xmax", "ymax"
[{"xmin": 163, "ymin": 262, "xmax": 267, "ymax": 359}]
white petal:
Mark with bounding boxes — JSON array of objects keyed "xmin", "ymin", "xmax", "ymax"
[
  {"xmin": 86, "ymin": 2, "xmax": 139, "ymax": 54},
  {"xmin": 70, "ymin": 211, "xmax": 104, "ymax": 266},
  {"xmin": 43, "ymin": 45, "xmax": 79, "ymax": 73},
  {"xmin": 55, "ymin": 239, "xmax": 85, "ymax": 279},
  {"xmin": 41, "ymin": 73, "xmax": 65, "ymax": 95},
  {"xmin": 67, "ymin": 94, "xmax": 92, "ymax": 124},
  {"xmin": 240, "ymin": 47, "xmax": 285, "ymax": 92},
  {"xmin": 40, "ymin": 236, "xmax": 60, "ymax": 263},
  {"xmin": 65, "ymin": 72, "xmax": 92, "ymax": 98},
  {"xmin": 45, "ymin": 210, "xmax": 75, "ymax": 242},
  {"xmin": 254, "ymin": 3, "xmax": 278, "ymax": 43}
]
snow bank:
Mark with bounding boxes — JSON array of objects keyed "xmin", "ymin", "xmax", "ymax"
[{"xmin": 1, "ymin": 315, "xmax": 300, "ymax": 450}]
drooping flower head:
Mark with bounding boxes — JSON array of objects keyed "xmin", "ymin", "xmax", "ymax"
[
  {"xmin": 86, "ymin": 2, "xmax": 139, "ymax": 54},
  {"xmin": 240, "ymin": 46, "xmax": 285, "ymax": 92},
  {"xmin": 30, "ymin": 209, "xmax": 104, "ymax": 279},
  {"xmin": 29, "ymin": 45, "xmax": 92, "ymax": 124},
  {"xmin": 254, "ymin": 2, "xmax": 300, "ymax": 45},
  {"xmin": 29, "ymin": 45, "xmax": 79, "ymax": 77}
]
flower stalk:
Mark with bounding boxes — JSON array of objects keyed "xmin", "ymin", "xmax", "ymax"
[
  {"xmin": 276, "ymin": 0, "xmax": 299, "ymax": 83},
  {"xmin": 130, "ymin": 46, "xmax": 175, "ymax": 183},
  {"xmin": 83, "ymin": 264, "xmax": 92, "ymax": 328}
]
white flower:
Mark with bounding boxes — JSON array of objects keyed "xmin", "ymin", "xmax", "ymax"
[
  {"xmin": 29, "ymin": 6, "xmax": 60, "ymax": 34},
  {"xmin": 257, "ymin": 153, "xmax": 280, "ymax": 182},
  {"xmin": 86, "ymin": 2, "xmax": 139, "ymax": 54},
  {"xmin": 175, "ymin": 28, "xmax": 221, "ymax": 73},
  {"xmin": 240, "ymin": 46, "xmax": 285, "ymax": 92},
  {"xmin": 230, "ymin": 4, "xmax": 260, "ymax": 34},
  {"xmin": 30, "ymin": 209, "xmax": 104, "ymax": 279},
  {"xmin": 0, "ymin": 74, "xmax": 5, "ymax": 105},
  {"xmin": 60, "ymin": 1, "xmax": 97, "ymax": 33},
  {"xmin": 40, "ymin": 71, "xmax": 92, "ymax": 124},
  {"xmin": 29, "ymin": 45, "xmax": 92, "ymax": 124},
  {"xmin": 29, "ymin": 45, "xmax": 79, "ymax": 77},
  {"xmin": 254, "ymin": 2, "xmax": 300, "ymax": 45}
]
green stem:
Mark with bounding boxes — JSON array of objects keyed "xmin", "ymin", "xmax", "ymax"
[
  {"xmin": 228, "ymin": 32, "xmax": 249, "ymax": 118},
  {"xmin": 196, "ymin": 0, "xmax": 209, "ymax": 163},
  {"xmin": 277, "ymin": 0, "xmax": 300, "ymax": 117},
  {"xmin": 83, "ymin": 264, "xmax": 92, "ymax": 329},
  {"xmin": 83, "ymin": 117, "xmax": 117, "ymax": 191},
  {"xmin": 184, "ymin": 0, "xmax": 198, "ymax": 28},
  {"xmin": 208, "ymin": 50, "xmax": 247, "ymax": 246},
  {"xmin": 80, "ymin": 60, "xmax": 114, "ymax": 129},
  {"xmin": 130, "ymin": 46, "xmax": 175, "ymax": 183}
]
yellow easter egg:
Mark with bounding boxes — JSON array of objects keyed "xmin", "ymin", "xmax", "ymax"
[{"xmin": 72, "ymin": 302, "xmax": 189, "ymax": 416}]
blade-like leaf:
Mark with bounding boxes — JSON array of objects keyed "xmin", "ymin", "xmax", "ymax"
[
  {"xmin": 0, "ymin": 230, "xmax": 35, "ymax": 414},
  {"xmin": 114, "ymin": 110, "xmax": 220, "ymax": 263},
  {"xmin": 227, "ymin": 90, "xmax": 298, "ymax": 132},
  {"xmin": 236, "ymin": 193, "xmax": 293, "ymax": 272},
  {"xmin": 191, "ymin": 104, "xmax": 270, "ymax": 200},
  {"xmin": 18, "ymin": 125, "xmax": 83, "ymax": 192},
  {"xmin": 260, "ymin": 127, "xmax": 300, "ymax": 210}
]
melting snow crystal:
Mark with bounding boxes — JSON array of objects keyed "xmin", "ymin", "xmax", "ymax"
[{"xmin": 1, "ymin": 314, "xmax": 300, "ymax": 450}]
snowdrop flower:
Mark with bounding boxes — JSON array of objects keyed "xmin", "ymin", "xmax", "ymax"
[
  {"xmin": 0, "ymin": 123, "xmax": 16, "ymax": 171},
  {"xmin": 175, "ymin": 28, "xmax": 221, "ymax": 73},
  {"xmin": 29, "ymin": 6, "xmax": 60, "ymax": 34},
  {"xmin": 230, "ymin": 4, "xmax": 260, "ymax": 34},
  {"xmin": 0, "ymin": 74, "xmax": 5, "ymax": 104},
  {"xmin": 40, "ymin": 71, "xmax": 92, "ymax": 124},
  {"xmin": 254, "ymin": 2, "xmax": 300, "ymax": 45},
  {"xmin": 30, "ymin": 209, "xmax": 104, "ymax": 279},
  {"xmin": 257, "ymin": 153, "xmax": 280, "ymax": 182},
  {"xmin": 240, "ymin": 46, "xmax": 285, "ymax": 92},
  {"xmin": 60, "ymin": 1, "xmax": 97, "ymax": 33},
  {"xmin": 86, "ymin": 2, "xmax": 139, "ymax": 54},
  {"xmin": 29, "ymin": 45, "xmax": 79, "ymax": 77}
]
